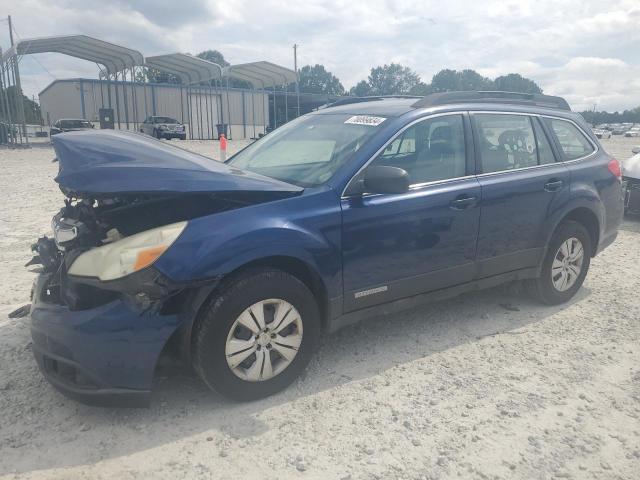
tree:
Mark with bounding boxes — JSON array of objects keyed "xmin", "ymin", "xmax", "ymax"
[
  {"xmin": 137, "ymin": 68, "xmax": 181, "ymax": 84},
  {"xmin": 298, "ymin": 64, "xmax": 345, "ymax": 95},
  {"xmin": 580, "ymin": 107, "xmax": 640, "ymax": 125},
  {"xmin": 459, "ymin": 69, "xmax": 494, "ymax": 91},
  {"xmin": 350, "ymin": 80, "xmax": 371, "ymax": 97},
  {"xmin": 409, "ymin": 82, "xmax": 433, "ymax": 96},
  {"xmin": 1, "ymin": 86, "xmax": 41, "ymax": 124},
  {"xmin": 430, "ymin": 69, "xmax": 460, "ymax": 92},
  {"xmin": 196, "ymin": 50, "xmax": 230, "ymax": 67},
  {"xmin": 494, "ymin": 73, "xmax": 543, "ymax": 94},
  {"xmin": 430, "ymin": 69, "xmax": 494, "ymax": 92},
  {"xmin": 367, "ymin": 63, "xmax": 420, "ymax": 95}
]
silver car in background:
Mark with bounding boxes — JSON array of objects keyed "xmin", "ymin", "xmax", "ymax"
[{"xmin": 140, "ymin": 116, "xmax": 186, "ymax": 140}]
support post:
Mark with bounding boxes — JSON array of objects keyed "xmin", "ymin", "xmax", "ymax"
[
  {"xmin": 225, "ymin": 76, "xmax": 232, "ymax": 140},
  {"xmin": 294, "ymin": 43, "xmax": 300, "ymax": 118}
]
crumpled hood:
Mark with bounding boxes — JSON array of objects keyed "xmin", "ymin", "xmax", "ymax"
[
  {"xmin": 52, "ymin": 130, "xmax": 302, "ymax": 196},
  {"xmin": 623, "ymin": 153, "xmax": 640, "ymax": 179}
]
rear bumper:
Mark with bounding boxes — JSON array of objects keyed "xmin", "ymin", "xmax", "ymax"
[{"xmin": 30, "ymin": 273, "xmax": 181, "ymax": 407}]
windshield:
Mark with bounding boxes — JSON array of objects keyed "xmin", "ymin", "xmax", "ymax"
[
  {"xmin": 59, "ymin": 120, "xmax": 92, "ymax": 129},
  {"xmin": 154, "ymin": 117, "xmax": 179, "ymax": 124},
  {"xmin": 227, "ymin": 113, "xmax": 385, "ymax": 187}
]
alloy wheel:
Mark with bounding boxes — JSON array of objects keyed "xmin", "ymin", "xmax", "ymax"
[
  {"xmin": 225, "ymin": 299, "xmax": 303, "ymax": 382},
  {"xmin": 551, "ymin": 237, "xmax": 584, "ymax": 292}
]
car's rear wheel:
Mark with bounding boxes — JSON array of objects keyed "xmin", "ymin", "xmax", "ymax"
[
  {"xmin": 529, "ymin": 221, "xmax": 591, "ymax": 305},
  {"xmin": 193, "ymin": 268, "xmax": 321, "ymax": 401}
]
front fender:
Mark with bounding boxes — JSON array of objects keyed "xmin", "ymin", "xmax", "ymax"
[{"xmin": 154, "ymin": 189, "xmax": 343, "ymax": 299}]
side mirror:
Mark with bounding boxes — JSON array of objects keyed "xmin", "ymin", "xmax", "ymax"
[
  {"xmin": 363, "ymin": 165, "xmax": 410, "ymax": 194},
  {"xmin": 632, "ymin": 146, "xmax": 640, "ymax": 154}
]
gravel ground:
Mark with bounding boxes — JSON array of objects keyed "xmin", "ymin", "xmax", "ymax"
[{"xmin": 0, "ymin": 137, "xmax": 639, "ymax": 480}]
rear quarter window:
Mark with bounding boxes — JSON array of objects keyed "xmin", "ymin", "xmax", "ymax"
[{"xmin": 546, "ymin": 118, "xmax": 595, "ymax": 160}]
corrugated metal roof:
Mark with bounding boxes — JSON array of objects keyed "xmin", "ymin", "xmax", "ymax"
[
  {"xmin": 3, "ymin": 35, "xmax": 143, "ymax": 74},
  {"xmin": 145, "ymin": 53, "xmax": 223, "ymax": 85},
  {"xmin": 223, "ymin": 61, "xmax": 297, "ymax": 88}
]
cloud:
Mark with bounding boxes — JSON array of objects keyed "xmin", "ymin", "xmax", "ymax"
[{"xmin": 2, "ymin": 0, "xmax": 639, "ymax": 110}]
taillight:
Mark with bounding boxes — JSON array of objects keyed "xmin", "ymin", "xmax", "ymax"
[{"xmin": 608, "ymin": 159, "xmax": 622, "ymax": 180}]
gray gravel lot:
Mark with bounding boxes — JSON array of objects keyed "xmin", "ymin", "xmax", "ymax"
[{"xmin": 0, "ymin": 137, "xmax": 638, "ymax": 480}]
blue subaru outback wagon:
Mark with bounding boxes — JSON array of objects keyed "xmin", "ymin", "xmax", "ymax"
[{"xmin": 28, "ymin": 91, "xmax": 624, "ymax": 406}]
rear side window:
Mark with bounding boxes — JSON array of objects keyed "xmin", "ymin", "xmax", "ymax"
[
  {"xmin": 546, "ymin": 118, "xmax": 595, "ymax": 160},
  {"xmin": 475, "ymin": 114, "xmax": 540, "ymax": 173},
  {"xmin": 532, "ymin": 118, "xmax": 556, "ymax": 165}
]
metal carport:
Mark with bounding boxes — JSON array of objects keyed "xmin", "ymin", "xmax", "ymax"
[
  {"xmin": 223, "ymin": 62, "xmax": 298, "ymax": 136},
  {"xmin": 1, "ymin": 34, "xmax": 144, "ymax": 144},
  {"xmin": 145, "ymin": 53, "xmax": 224, "ymax": 139}
]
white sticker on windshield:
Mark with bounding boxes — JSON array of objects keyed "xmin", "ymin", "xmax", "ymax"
[{"xmin": 344, "ymin": 115, "xmax": 386, "ymax": 126}]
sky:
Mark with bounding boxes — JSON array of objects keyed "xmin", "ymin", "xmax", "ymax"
[{"xmin": 1, "ymin": 0, "xmax": 639, "ymax": 111}]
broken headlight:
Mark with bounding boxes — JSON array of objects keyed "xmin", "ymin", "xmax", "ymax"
[{"xmin": 68, "ymin": 221, "xmax": 187, "ymax": 281}]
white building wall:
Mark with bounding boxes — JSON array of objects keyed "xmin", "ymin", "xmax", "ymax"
[{"xmin": 39, "ymin": 79, "xmax": 269, "ymax": 140}]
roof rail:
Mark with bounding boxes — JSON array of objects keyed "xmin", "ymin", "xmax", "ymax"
[
  {"xmin": 411, "ymin": 91, "xmax": 571, "ymax": 111},
  {"xmin": 326, "ymin": 95, "xmax": 423, "ymax": 108}
]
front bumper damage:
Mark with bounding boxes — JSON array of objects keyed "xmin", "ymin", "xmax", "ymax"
[{"xmin": 30, "ymin": 268, "xmax": 188, "ymax": 407}]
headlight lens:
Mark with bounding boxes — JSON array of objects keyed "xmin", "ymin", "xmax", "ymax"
[{"xmin": 68, "ymin": 221, "xmax": 187, "ymax": 281}]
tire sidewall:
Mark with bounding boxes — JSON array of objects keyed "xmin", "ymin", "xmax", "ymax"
[
  {"xmin": 538, "ymin": 221, "xmax": 592, "ymax": 304},
  {"xmin": 193, "ymin": 269, "xmax": 320, "ymax": 401}
]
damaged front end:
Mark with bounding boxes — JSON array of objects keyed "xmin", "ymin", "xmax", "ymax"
[{"xmin": 28, "ymin": 130, "xmax": 302, "ymax": 406}]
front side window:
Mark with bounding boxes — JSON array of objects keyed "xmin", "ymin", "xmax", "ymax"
[
  {"xmin": 475, "ymin": 114, "xmax": 540, "ymax": 173},
  {"xmin": 369, "ymin": 114, "xmax": 466, "ymax": 184},
  {"xmin": 228, "ymin": 113, "xmax": 384, "ymax": 187},
  {"xmin": 546, "ymin": 118, "xmax": 595, "ymax": 160}
]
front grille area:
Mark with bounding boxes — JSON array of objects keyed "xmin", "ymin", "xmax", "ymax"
[{"xmin": 35, "ymin": 348, "xmax": 101, "ymax": 390}]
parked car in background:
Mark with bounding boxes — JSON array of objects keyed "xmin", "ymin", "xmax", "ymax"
[
  {"xmin": 623, "ymin": 151, "xmax": 640, "ymax": 214},
  {"xmin": 28, "ymin": 91, "xmax": 624, "ymax": 406},
  {"xmin": 50, "ymin": 119, "xmax": 93, "ymax": 136},
  {"xmin": 593, "ymin": 128, "xmax": 612, "ymax": 139},
  {"xmin": 624, "ymin": 127, "xmax": 640, "ymax": 137},
  {"xmin": 140, "ymin": 116, "xmax": 186, "ymax": 140},
  {"xmin": 612, "ymin": 125, "xmax": 628, "ymax": 135}
]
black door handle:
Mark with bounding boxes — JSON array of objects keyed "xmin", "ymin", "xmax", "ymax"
[
  {"xmin": 450, "ymin": 195, "xmax": 477, "ymax": 210},
  {"xmin": 544, "ymin": 179, "xmax": 564, "ymax": 192}
]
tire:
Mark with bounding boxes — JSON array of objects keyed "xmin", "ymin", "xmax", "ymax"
[
  {"xmin": 529, "ymin": 220, "xmax": 592, "ymax": 305},
  {"xmin": 180, "ymin": 135, "xmax": 186, "ymax": 140},
  {"xmin": 193, "ymin": 268, "xmax": 321, "ymax": 401}
]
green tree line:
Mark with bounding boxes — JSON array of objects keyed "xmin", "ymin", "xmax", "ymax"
[
  {"xmin": 0, "ymin": 86, "xmax": 42, "ymax": 124},
  {"xmin": 580, "ymin": 107, "xmax": 640, "ymax": 125}
]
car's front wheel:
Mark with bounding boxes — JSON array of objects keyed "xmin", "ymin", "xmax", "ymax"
[
  {"xmin": 529, "ymin": 220, "xmax": 591, "ymax": 305},
  {"xmin": 193, "ymin": 268, "xmax": 321, "ymax": 401}
]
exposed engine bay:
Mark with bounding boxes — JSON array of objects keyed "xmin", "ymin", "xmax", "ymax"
[{"xmin": 29, "ymin": 190, "xmax": 291, "ymax": 311}]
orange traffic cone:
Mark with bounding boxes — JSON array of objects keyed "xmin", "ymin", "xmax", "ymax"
[{"xmin": 219, "ymin": 134, "xmax": 227, "ymax": 162}]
